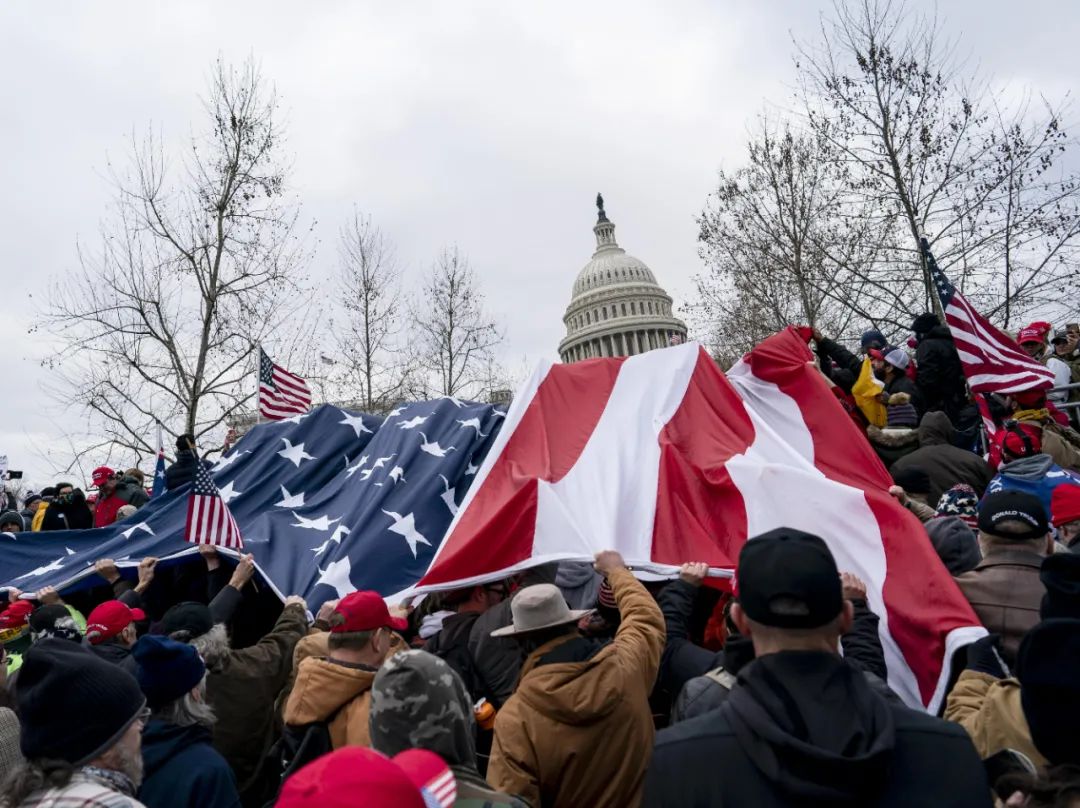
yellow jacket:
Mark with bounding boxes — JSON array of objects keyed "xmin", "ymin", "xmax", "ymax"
[{"xmin": 30, "ymin": 501, "xmax": 48, "ymax": 531}]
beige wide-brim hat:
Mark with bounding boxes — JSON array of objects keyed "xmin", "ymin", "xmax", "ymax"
[{"xmin": 490, "ymin": 583, "xmax": 592, "ymax": 638}]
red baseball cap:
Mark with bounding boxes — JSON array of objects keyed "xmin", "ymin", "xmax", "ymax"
[
  {"xmin": 0, "ymin": 599, "xmax": 35, "ymax": 630},
  {"xmin": 868, "ymin": 348, "xmax": 885, "ymax": 361},
  {"xmin": 91, "ymin": 466, "xmax": 116, "ymax": 488},
  {"xmin": 1052, "ymin": 484, "xmax": 1080, "ymax": 527},
  {"xmin": 277, "ymin": 747, "xmax": 455, "ymax": 808},
  {"xmin": 1017, "ymin": 322, "xmax": 1051, "ymax": 346},
  {"xmin": 330, "ymin": 591, "xmax": 408, "ymax": 633},
  {"xmin": 85, "ymin": 600, "xmax": 145, "ymax": 645}
]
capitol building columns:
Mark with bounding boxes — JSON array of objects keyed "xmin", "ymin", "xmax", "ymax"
[{"xmin": 558, "ymin": 195, "xmax": 687, "ymax": 364}]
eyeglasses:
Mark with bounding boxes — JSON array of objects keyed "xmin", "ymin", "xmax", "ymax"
[
  {"xmin": 484, "ymin": 584, "xmax": 509, "ymax": 599},
  {"xmin": 136, "ymin": 707, "xmax": 151, "ymax": 726}
]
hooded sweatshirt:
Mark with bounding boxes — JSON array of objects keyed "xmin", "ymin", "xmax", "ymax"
[
  {"xmin": 370, "ymin": 650, "xmax": 528, "ymax": 807},
  {"xmin": 891, "ymin": 412, "xmax": 993, "ymax": 504},
  {"xmin": 139, "ymin": 719, "xmax": 240, "ymax": 808},
  {"xmin": 645, "ymin": 651, "xmax": 991, "ymax": 807},
  {"xmin": 986, "ymin": 453, "xmax": 1080, "ymax": 519},
  {"xmin": 487, "ymin": 567, "xmax": 665, "ymax": 808}
]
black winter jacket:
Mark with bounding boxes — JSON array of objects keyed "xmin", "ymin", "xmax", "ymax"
[
  {"xmin": 915, "ymin": 326, "xmax": 967, "ymax": 415},
  {"xmin": 670, "ymin": 597, "xmax": 892, "ymax": 723},
  {"xmin": 890, "ymin": 411, "xmax": 993, "ymax": 505},
  {"xmin": 816, "ymin": 338, "xmax": 862, "ymax": 392},
  {"xmin": 140, "ymin": 720, "xmax": 241, "ymax": 808},
  {"xmin": 645, "ymin": 651, "xmax": 991, "ymax": 808},
  {"xmin": 165, "ymin": 450, "xmax": 212, "ymax": 491},
  {"xmin": 39, "ymin": 490, "xmax": 93, "ymax": 531}
]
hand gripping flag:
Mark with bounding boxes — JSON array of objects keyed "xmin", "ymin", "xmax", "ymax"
[
  {"xmin": 414, "ymin": 331, "xmax": 986, "ymax": 711},
  {"xmin": 259, "ymin": 347, "xmax": 313, "ymax": 421}
]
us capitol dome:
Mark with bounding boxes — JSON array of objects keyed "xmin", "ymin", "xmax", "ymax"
[{"xmin": 558, "ymin": 194, "xmax": 687, "ymax": 363}]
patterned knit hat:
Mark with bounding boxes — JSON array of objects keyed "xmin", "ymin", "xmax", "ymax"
[
  {"xmin": 935, "ymin": 484, "xmax": 979, "ymax": 530},
  {"xmin": 886, "ymin": 393, "xmax": 918, "ymax": 428}
]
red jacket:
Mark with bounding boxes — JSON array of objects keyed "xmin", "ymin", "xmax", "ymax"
[{"xmin": 94, "ymin": 494, "xmax": 125, "ymax": 528}]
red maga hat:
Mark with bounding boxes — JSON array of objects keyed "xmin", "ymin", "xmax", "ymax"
[
  {"xmin": 330, "ymin": 591, "xmax": 408, "ymax": 634},
  {"xmin": 85, "ymin": 600, "xmax": 145, "ymax": 645}
]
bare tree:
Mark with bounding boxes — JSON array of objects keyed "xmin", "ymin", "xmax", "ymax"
[
  {"xmin": 795, "ymin": 0, "xmax": 1080, "ymax": 325},
  {"xmin": 693, "ymin": 118, "xmax": 889, "ymax": 357},
  {"xmin": 37, "ymin": 56, "xmax": 310, "ymax": 467},
  {"xmin": 328, "ymin": 210, "xmax": 411, "ymax": 411},
  {"xmin": 412, "ymin": 247, "xmax": 502, "ymax": 399}
]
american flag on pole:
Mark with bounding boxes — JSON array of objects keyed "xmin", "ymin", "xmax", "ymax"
[
  {"xmin": 150, "ymin": 422, "xmax": 167, "ymax": 499},
  {"xmin": 259, "ymin": 348, "xmax": 313, "ymax": 421},
  {"xmin": 923, "ymin": 238, "xmax": 1055, "ymax": 395},
  {"xmin": 184, "ymin": 460, "xmax": 243, "ymax": 550},
  {"xmin": 414, "ymin": 331, "xmax": 985, "ymax": 712}
]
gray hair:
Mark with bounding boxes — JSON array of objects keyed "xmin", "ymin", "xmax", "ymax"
[
  {"xmin": 151, "ymin": 676, "xmax": 215, "ymax": 729},
  {"xmin": 187, "ymin": 623, "xmax": 230, "ymax": 670}
]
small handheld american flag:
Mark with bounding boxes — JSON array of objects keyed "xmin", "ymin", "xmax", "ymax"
[
  {"xmin": 259, "ymin": 347, "xmax": 313, "ymax": 421},
  {"xmin": 185, "ymin": 459, "xmax": 243, "ymax": 550}
]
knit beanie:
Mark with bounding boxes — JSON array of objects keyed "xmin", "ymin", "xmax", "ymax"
[
  {"xmin": 0, "ymin": 511, "xmax": 23, "ymax": 531},
  {"xmin": 1016, "ymin": 618, "xmax": 1080, "ymax": 765},
  {"xmin": 133, "ymin": 635, "xmax": 206, "ymax": 709},
  {"xmin": 935, "ymin": 484, "xmax": 979, "ymax": 531},
  {"xmin": 885, "ymin": 393, "xmax": 918, "ymax": 428},
  {"xmin": 860, "ymin": 329, "xmax": 886, "ymax": 350},
  {"xmin": 17, "ymin": 638, "xmax": 145, "ymax": 765}
]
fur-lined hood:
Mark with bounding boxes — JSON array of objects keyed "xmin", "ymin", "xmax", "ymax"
[{"xmin": 867, "ymin": 424, "xmax": 920, "ymax": 448}]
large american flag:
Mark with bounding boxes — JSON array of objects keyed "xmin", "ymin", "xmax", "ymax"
[
  {"xmin": 185, "ymin": 459, "xmax": 243, "ymax": 550},
  {"xmin": 259, "ymin": 348, "xmax": 313, "ymax": 421},
  {"xmin": 414, "ymin": 333, "xmax": 985, "ymax": 713},
  {"xmin": 924, "ymin": 238, "xmax": 1055, "ymax": 394}
]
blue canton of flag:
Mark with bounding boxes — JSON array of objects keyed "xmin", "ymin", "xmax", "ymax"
[{"xmin": 0, "ymin": 399, "xmax": 505, "ymax": 610}]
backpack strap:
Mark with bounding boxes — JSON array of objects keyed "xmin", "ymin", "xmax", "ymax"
[{"xmin": 703, "ymin": 666, "xmax": 737, "ymax": 690}]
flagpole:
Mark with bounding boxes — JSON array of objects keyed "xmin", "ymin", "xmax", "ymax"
[{"xmin": 254, "ymin": 344, "xmax": 262, "ymax": 426}]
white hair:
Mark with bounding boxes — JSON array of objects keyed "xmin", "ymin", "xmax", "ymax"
[
  {"xmin": 152, "ymin": 675, "xmax": 215, "ymax": 729},
  {"xmin": 186, "ymin": 623, "xmax": 230, "ymax": 670}
]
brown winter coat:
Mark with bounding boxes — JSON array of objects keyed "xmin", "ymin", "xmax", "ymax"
[
  {"xmin": 283, "ymin": 655, "xmax": 378, "ymax": 749},
  {"xmin": 954, "ymin": 548, "xmax": 1047, "ymax": 667},
  {"xmin": 890, "ymin": 411, "xmax": 993, "ymax": 504},
  {"xmin": 207, "ymin": 602, "xmax": 308, "ymax": 796},
  {"xmin": 944, "ymin": 670, "xmax": 1048, "ymax": 770},
  {"xmin": 487, "ymin": 567, "xmax": 665, "ymax": 808}
]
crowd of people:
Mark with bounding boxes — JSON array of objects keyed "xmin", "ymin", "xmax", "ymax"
[
  {"xmin": 0, "ymin": 434, "xmax": 209, "ymax": 536},
  {"xmin": 1, "ymin": 316, "xmax": 1080, "ymax": 806}
]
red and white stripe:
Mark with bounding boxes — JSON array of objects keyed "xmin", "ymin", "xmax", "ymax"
[
  {"xmin": 260, "ymin": 362, "xmax": 312, "ymax": 420},
  {"xmin": 423, "ymin": 768, "xmax": 457, "ymax": 807},
  {"xmin": 943, "ymin": 289, "xmax": 1055, "ymax": 395},
  {"xmin": 185, "ymin": 490, "xmax": 243, "ymax": 550},
  {"xmin": 415, "ymin": 330, "xmax": 985, "ymax": 712}
]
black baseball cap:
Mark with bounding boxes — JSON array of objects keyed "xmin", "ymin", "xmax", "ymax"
[
  {"xmin": 159, "ymin": 601, "xmax": 213, "ymax": 640},
  {"xmin": 735, "ymin": 528, "xmax": 843, "ymax": 629},
  {"xmin": 978, "ymin": 490, "xmax": 1049, "ymax": 540}
]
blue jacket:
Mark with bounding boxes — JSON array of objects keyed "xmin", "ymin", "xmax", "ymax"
[
  {"xmin": 139, "ymin": 720, "xmax": 240, "ymax": 808},
  {"xmin": 985, "ymin": 453, "xmax": 1080, "ymax": 521}
]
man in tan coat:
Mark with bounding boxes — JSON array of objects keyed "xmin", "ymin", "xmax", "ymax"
[
  {"xmin": 487, "ymin": 550, "xmax": 665, "ymax": 808},
  {"xmin": 283, "ymin": 591, "xmax": 407, "ymax": 749},
  {"xmin": 954, "ymin": 490, "xmax": 1053, "ymax": 667}
]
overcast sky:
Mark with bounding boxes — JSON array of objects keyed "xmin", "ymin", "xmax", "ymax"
[{"xmin": 2, "ymin": 1, "xmax": 1077, "ymax": 489}]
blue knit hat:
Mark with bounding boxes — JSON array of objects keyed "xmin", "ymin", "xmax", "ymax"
[{"xmin": 133, "ymin": 634, "xmax": 206, "ymax": 709}]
